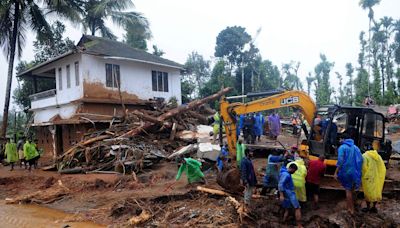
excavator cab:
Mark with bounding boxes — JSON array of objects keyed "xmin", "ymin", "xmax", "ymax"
[{"xmin": 308, "ymin": 105, "xmax": 392, "ymax": 163}]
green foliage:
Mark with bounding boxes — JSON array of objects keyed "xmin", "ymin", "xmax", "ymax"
[
  {"xmin": 152, "ymin": 45, "xmax": 165, "ymax": 57},
  {"xmin": 214, "ymin": 26, "xmax": 251, "ymax": 68},
  {"xmin": 314, "ymin": 54, "xmax": 334, "ymax": 105},
  {"xmin": 344, "ymin": 63, "xmax": 354, "ymax": 105},
  {"xmin": 335, "ymin": 72, "xmax": 345, "ymax": 105},
  {"xmin": 181, "ymin": 80, "xmax": 195, "ymax": 104},
  {"xmin": 306, "ymin": 73, "xmax": 316, "ymax": 96},
  {"xmin": 124, "ymin": 19, "xmax": 152, "ymax": 50},
  {"xmin": 33, "ymin": 21, "xmax": 75, "ymax": 63},
  {"xmin": 183, "ymin": 51, "xmax": 211, "ymax": 99},
  {"xmin": 81, "ymin": 0, "xmax": 149, "ymax": 40},
  {"xmin": 282, "ymin": 61, "xmax": 302, "ymax": 90}
]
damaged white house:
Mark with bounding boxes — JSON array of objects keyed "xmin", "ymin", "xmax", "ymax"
[{"xmin": 18, "ymin": 35, "xmax": 183, "ymax": 165}]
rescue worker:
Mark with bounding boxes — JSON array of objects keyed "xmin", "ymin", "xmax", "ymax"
[
  {"xmin": 216, "ymin": 143, "xmax": 229, "ymax": 172},
  {"xmin": 236, "ymin": 139, "xmax": 246, "ymax": 168},
  {"xmin": 287, "ymin": 159, "xmax": 307, "ymax": 205},
  {"xmin": 261, "ymin": 150, "xmax": 285, "ymax": 195},
  {"xmin": 268, "ymin": 111, "xmax": 281, "ymax": 140},
  {"xmin": 291, "ymin": 111, "xmax": 300, "ymax": 135},
  {"xmin": 243, "ymin": 113, "xmax": 255, "ymax": 144},
  {"xmin": 334, "ymin": 133, "xmax": 363, "ymax": 215},
  {"xmin": 306, "ymin": 155, "xmax": 326, "ymax": 209},
  {"xmin": 361, "ymin": 142, "xmax": 386, "ymax": 213},
  {"xmin": 176, "ymin": 157, "xmax": 206, "ymax": 185},
  {"xmin": 279, "ymin": 163, "xmax": 302, "ymax": 228},
  {"xmin": 240, "ymin": 149, "xmax": 257, "ymax": 210},
  {"xmin": 23, "ymin": 139, "xmax": 40, "ymax": 171},
  {"xmin": 17, "ymin": 137, "xmax": 26, "ymax": 169},
  {"xmin": 5, "ymin": 138, "xmax": 18, "ymax": 171},
  {"xmin": 212, "ymin": 111, "xmax": 221, "ymax": 144},
  {"xmin": 254, "ymin": 112, "xmax": 265, "ymax": 142}
]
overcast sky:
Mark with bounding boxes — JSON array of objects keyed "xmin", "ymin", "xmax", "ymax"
[{"xmin": 1, "ymin": 0, "xmax": 399, "ymax": 111}]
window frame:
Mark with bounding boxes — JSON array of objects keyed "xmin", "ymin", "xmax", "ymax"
[
  {"xmin": 105, "ymin": 63, "xmax": 120, "ymax": 88},
  {"xmin": 58, "ymin": 67, "xmax": 62, "ymax": 90},
  {"xmin": 74, "ymin": 61, "xmax": 80, "ymax": 86},
  {"xmin": 66, "ymin": 64, "xmax": 71, "ymax": 88},
  {"xmin": 151, "ymin": 70, "xmax": 169, "ymax": 92}
]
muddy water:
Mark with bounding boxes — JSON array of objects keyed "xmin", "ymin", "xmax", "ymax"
[{"xmin": 0, "ymin": 201, "xmax": 105, "ymax": 228}]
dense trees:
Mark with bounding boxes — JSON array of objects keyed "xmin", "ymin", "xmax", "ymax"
[{"xmin": 0, "ymin": 0, "xmax": 81, "ymax": 138}]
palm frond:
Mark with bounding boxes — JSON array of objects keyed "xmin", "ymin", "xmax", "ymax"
[
  {"xmin": 43, "ymin": 0, "xmax": 82, "ymax": 23},
  {"xmin": 27, "ymin": 2, "xmax": 53, "ymax": 43},
  {"xmin": 94, "ymin": 0, "xmax": 133, "ymax": 15},
  {"xmin": 98, "ymin": 21, "xmax": 116, "ymax": 40},
  {"xmin": 110, "ymin": 11, "xmax": 148, "ymax": 29}
]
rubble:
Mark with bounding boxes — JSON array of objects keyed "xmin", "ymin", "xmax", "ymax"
[{"xmin": 56, "ymin": 88, "xmax": 231, "ymax": 174}]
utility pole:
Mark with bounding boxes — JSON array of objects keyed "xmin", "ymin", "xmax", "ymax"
[{"xmin": 242, "ymin": 56, "xmax": 245, "ymax": 103}]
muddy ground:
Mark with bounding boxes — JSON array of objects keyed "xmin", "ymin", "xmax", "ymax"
[{"xmin": 0, "ymin": 131, "xmax": 400, "ymax": 227}]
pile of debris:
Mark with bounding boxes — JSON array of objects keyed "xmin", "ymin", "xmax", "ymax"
[{"xmin": 56, "ymin": 88, "xmax": 231, "ymax": 174}]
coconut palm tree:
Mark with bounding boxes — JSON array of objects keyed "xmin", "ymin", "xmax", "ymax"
[
  {"xmin": 359, "ymin": 0, "xmax": 381, "ymax": 96},
  {"xmin": 0, "ymin": 0, "xmax": 81, "ymax": 139},
  {"xmin": 82, "ymin": 0, "xmax": 149, "ymax": 40}
]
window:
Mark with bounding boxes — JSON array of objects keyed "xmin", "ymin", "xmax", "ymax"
[
  {"xmin": 151, "ymin": 70, "xmax": 169, "ymax": 92},
  {"xmin": 75, "ymin": 61, "xmax": 79, "ymax": 86},
  {"xmin": 66, "ymin": 65, "xmax": 71, "ymax": 88},
  {"xmin": 58, "ymin": 68, "xmax": 62, "ymax": 90},
  {"xmin": 105, "ymin": 63, "xmax": 120, "ymax": 88},
  {"xmin": 362, "ymin": 113, "xmax": 384, "ymax": 138}
]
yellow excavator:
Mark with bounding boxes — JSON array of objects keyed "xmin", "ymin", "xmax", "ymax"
[
  {"xmin": 220, "ymin": 90, "xmax": 392, "ymax": 162},
  {"xmin": 218, "ymin": 90, "xmax": 392, "ymax": 190}
]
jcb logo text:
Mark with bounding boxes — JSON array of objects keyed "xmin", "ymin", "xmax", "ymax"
[{"xmin": 281, "ymin": 96, "xmax": 299, "ymax": 105}]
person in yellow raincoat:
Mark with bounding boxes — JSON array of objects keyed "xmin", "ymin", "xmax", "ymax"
[
  {"xmin": 287, "ymin": 159, "xmax": 307, "ymax": 204},
  {"xmin": 5, "ymin": 138, "xmax": 18, "ymax": 171},
  {"xmin": 361, "ymin": 142, "xmax": 386, "ymax": 213}
]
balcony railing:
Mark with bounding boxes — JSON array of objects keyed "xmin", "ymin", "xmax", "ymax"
[{"xmin": 29, "ymin": 89, "xmax": 57, "ymax": 101}]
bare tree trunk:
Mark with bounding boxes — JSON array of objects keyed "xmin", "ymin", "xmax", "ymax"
[
  {"xmin": 120, "ymin": 87, "xmax": 232, "ymax": 138},
  {"xmin": 1, "ymin": 4, "xmax": 19, "ymax": 139}
]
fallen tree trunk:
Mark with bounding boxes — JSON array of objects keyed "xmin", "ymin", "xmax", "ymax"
[
  {"xmin": 57, "ymin": 135, "xmax": 111, "ymax": 160},
  {"xmin": 196, "ymin": 186, "xmax": 230, "ymax": 196},
  {"xmin": 121, "ymin": 88, "xmax": 232, "ymax": 138}
]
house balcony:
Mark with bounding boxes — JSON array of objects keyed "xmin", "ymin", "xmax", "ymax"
[{"xmin": 30, "ymin": 89, "xmax": 57, "ymax": 110}]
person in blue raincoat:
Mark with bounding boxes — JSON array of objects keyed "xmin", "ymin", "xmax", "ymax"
[
  {"xmin": 279, "ymin": 163, "xmax": 302, "ymax": 227},
  {"xmin": 216, "ymin": 144, "xmax": 229, "ymax": 172},
  {"xmin": 334, "ymin": 133, "xmax": 363, "ymax": 215},
  {"xmin": 254, "ymin": 113, "xmax": 265, "ymax": 142}
]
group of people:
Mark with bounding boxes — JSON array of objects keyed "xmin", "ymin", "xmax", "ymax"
[
  {"xmin": 212, "ymin": 111, "xmax": 283, "ymax": 145},
  {"xmin": 241, "ymin": 133, "xmax": 386, "ymax": 227},
  {"xmin": 175, "ymin": 126, "xmax": 386, "ymax": 227},
  {"xmin": 235, "ymin": 112, "xmax": 265, "ymax": 144},
  {"xmin": 3, "ymin": 137, "xmax": 40, "ymax": 171}
]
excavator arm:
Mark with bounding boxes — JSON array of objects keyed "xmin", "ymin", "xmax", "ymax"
[{"xmin": 220, "ymin": 90, "xmax": 316, "ymax": 156}]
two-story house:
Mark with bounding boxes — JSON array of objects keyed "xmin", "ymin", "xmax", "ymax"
[{"xmin": 18, "ymin": 35, "xmax": 183, "ymax": 165}]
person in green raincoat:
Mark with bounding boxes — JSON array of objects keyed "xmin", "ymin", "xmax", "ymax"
[
  {"xmin": 176, "ymin": 157, "xmax": 206, "ymax": 185},
  {"xmin": 361, "ymin": 142, "xmax": 386, "ymax": 213},
  {"xmin": 236, "ymin": 139, "xmax": 246, "ymax": 168},
  {"xmin": 287, "ymin": 159, "xmax": 307, "ymax": 204},
  {"xmin": 23, "ymin": 139, "xmax": 39, "ymax": 171},
  {"xmin": 5, "ymin": 138, "xmax": 18, "ymax": 171}
]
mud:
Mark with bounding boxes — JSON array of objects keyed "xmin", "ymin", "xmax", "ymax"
[
  {"xmin": 0, "ymin": 201, "xmax": 104, "ymax": 228},
  {"xmin": 82, "ymin": 81, "xmax": 140, "ymax": 102},
  {"xmin": 0, "ymin": 132, "xmax": 400, "ymax": 227}
]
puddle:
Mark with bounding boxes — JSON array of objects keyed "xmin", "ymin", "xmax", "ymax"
[{"xmin": 0, "ymin": 201, "xmax": 104, "ymax": 228}]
